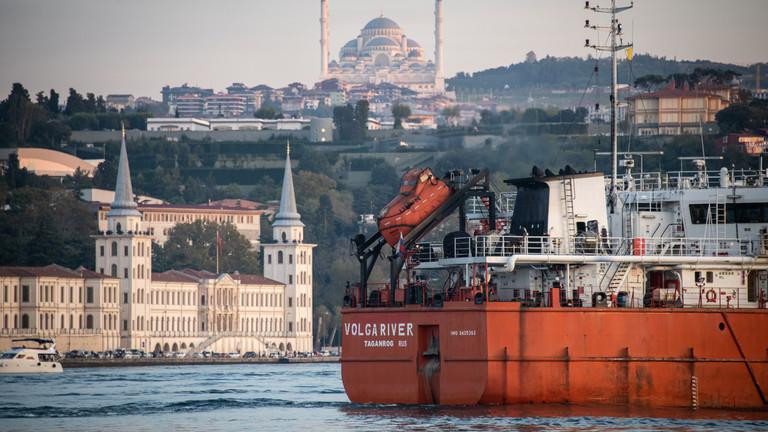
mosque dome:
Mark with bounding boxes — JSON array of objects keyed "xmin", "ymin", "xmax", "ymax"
[
  {"xmin": 407, "ymin": 39, "xmax": 421, "ymax": 48},
  {"xmin": 365, "ymin": 36, "xmax": 400, "ymax": 48},
  {"xmin": 343, "ymin": 39, "xmax": 357, "ymax": 48},
  {"xmin": 363, "ymin": 16, "xmax": 401, "ymax": 30}
]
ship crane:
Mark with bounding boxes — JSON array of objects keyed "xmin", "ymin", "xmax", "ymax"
[{"xmin": 351, "ymin": 169, "xmax": 496, "ymax": 307}]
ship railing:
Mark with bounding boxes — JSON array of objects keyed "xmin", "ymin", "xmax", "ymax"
[
  {"xmin": 465, "ymin": 191, "xmax": 517, "ymax": 217},
  {"xmin": 607, "ymin": 169, "xmax": 765, "ymax": 192},
  {"xmin": 416, "ymin": 235, "xmax": 757, "ymax": 260}
]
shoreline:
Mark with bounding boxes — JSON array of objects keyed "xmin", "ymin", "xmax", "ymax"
[{"xmin": 61, "ymin": 356, "xmax": 340, "ymax": 368}]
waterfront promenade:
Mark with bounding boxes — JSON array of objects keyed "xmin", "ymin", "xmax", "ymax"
[{"xmin": 62, "ymin": 356, "xmax": 339, "ymax": 368}]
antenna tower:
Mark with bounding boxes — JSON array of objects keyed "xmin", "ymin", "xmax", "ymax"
[{"xmin": 585, "ymin": 0, "xmax": 633, "ymax": 212}]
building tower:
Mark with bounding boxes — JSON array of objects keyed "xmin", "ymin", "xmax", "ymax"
[
  {"xmin": 262, "ymin": 144, "xmax": 316, "ymax": 353},
  {"xmin": 434, "ymin": 0, "xmax": 445, "ymax": 92},
  {"xmin": 320, "ymin": 0, "xmax": 330, "ymax": 79},
  {"xmin": 94, "ymin": 125, "xmax": 152, "ymax": 350}
]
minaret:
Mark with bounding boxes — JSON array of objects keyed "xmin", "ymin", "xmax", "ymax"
[
  {"xmin": 320, "ymin": 0, "xmax": 329, "ymax": 79},
  {"xmin": 94, "ymin": 123, "xmax": 152, "ymax": 350},
  {"xmin": 262, "ymin": 142, "xmax": 316, "ymax": 353},
  {"xmin": 434, "ymin": 0, "xmax": 445, "ymax": 92}
]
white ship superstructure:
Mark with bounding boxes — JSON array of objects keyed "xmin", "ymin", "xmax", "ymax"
[{"xmin": 403, "ymin": 161, "xmax": 768, "ymax": 311}]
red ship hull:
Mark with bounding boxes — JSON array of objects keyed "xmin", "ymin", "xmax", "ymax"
[{"xmin": 341, "ymin": 302, "xmax": 768, "ymax": 408}]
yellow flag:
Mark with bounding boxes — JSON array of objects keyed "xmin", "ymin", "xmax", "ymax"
[{"xmin": 626, "ymin": 47, "xmax": 634, "ymax": 61}]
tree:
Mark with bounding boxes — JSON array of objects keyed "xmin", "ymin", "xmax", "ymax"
[
  {"xmin": 441, "ymin": 106, "xmax": 460, "ymax": 127},
  {"xmin": 47, "ymin": 89, "xmax": 60, "ymax": 114},
  {"xmin": 155, "ymin": 221, "xmax": 260, "ymax": 274},
  {"xmin": 254, "ymin": 106, "xmax": 282, "ymax": 119},
  {"xmin": 633, "ymin": 74, "xmax": 667, "ymax": 92},
  {"xmin": 353, "ymin": 99, "xmax": 369, "ymax": 141},
  {"xmin": 0, "ymin": 83, "xmax": 45, "ymax": 146},
  {"xmin": 92, "ymin": 158, "xmax": 118, "ymax": 190},
  {"xmin": 64, "ymin": 88, "xmax": 87, "ymax": 115},
  {"xmin": 392, "ymin": 103, "xmax": 411, "ymax": 129},
  {"xmin": 332, "ymin": 104, "xmax": 356, "ymax": 141}
]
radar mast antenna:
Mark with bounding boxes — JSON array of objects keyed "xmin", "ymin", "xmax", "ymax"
[{"xmin": 585, "ymin": 0, "xmax": 633, "ymax": 212}]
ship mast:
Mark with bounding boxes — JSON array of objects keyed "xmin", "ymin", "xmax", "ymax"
[{"xmin": 585, "ymin": 0, "xmax": 633, "ymax": 212}]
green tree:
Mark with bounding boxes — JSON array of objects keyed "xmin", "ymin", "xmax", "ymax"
[
  {"xmin": 353, "ymin": 99, "xmax": 369, "ymax": 141},
  {"xmin": 332, "ymin": 104, "xmax": 356, "ymax": 141},
  {"xmin": 441, "ymin": 105, "xmax": 460, "ymax": 127},
  {"xmin": 392, "ymin": 103, "xmax": 411, "ymax": 129},
  {"xmin": 155, "ymin": 221, "xmax": 260, "ymax": 274},
  {"xmin": 93, "ymin": 158, "xmax": 118, "ymax": 190},
  {"xmin": 0, "ymin": 83, "xmax": 46, "ymax": 146},
  {"xmin": 633, "ymin": 74, "xmax": 667, "ymax": 92},
  {"xmin": 64, "ymin": 88, "xmax": 87, "ymax": 115},
  {"xmin": 254, "ymin": 106, "xmax": 283, "ymax": 119}
]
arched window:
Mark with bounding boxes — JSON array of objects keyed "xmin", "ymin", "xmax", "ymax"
[
  {"xmin": 116, "ymin": 222, "xmax": 122, "ymax": 233},
  {"xmin": 281, "ymin": 232, "xmax": 287, "ymax": 242},
  {"xmin": 86, "ymin": 314, "xmax": 94, "ymax": 329},
  {"xmin": 21, "ymin": 314, "xmax": 29, "ymax": 329},
  {"xmin": 111, "ymin": 241, "xmax": 118, "ymax": 256},
  {"xmin": 111, "ymin": 264, "xmax": 117, "ymax": 277},
  {"xmin": 278, "ymin": 251, "xmax": 283, "ymax": 264},
  {"xmin": 289, "ymin": 254, "xmax": 293, "ymax": 264}
]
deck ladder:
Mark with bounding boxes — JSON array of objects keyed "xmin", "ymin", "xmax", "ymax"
[{"xmin": 562, "ymin": 177, "xmax": 577, "ymax": 239}]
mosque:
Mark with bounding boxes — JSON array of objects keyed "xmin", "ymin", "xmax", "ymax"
[{"xmin": 319, "ymin": 0, "xmax": 446, "ymax": 94}]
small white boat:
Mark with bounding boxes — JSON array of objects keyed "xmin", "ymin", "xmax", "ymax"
[{"xmin": 0, "ymin": 338, "xmax": 63, "ymax": 374}]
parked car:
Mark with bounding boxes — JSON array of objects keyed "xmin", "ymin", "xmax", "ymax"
[
  {"xmin": 227, "ymin": 352, "xmax": 241, "ymax": 359},
  {"xmin": 268, "ymin": 352, "xmax": 281, "ymax": 359},
  {"xmin": 243, "ymin": 351, "xmax": 257, "ymax": 359},
  {"xmin": 65, "ymin": 350, "xmax": 86, "ymax": 359}
]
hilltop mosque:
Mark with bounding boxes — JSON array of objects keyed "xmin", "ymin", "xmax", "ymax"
[{"xmin": 320, "ymin": 0, "xmax": 446, "ymax": 94}]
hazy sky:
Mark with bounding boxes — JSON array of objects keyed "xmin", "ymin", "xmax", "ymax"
[{"xmin": 0, "ymin": 0, "xmax": 766, "ymax": 99}]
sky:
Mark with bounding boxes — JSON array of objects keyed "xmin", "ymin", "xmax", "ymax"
[{"xmin": 0, "ymin": 0, "xmax": 766, "ymax": 100}]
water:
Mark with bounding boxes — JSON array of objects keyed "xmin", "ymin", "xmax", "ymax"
[{"xmin": 0, "ymin": 363, "xmax": 766, "ymax": 432}]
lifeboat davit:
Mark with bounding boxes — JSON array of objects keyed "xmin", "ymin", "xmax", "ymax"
[{"xmin": 378, "ymin": 167, "xmax": 452, "ymax": 246}]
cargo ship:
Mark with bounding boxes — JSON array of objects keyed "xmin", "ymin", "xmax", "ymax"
[{"xmin": 340, "ymin": 3, "xmax": 768, "ymax": 409}]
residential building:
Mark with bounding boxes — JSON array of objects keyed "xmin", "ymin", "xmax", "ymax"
[
  {"xmin": 174, "ymin": 96, "xmax": 205, "ymax": 117},
  {"xmin": 161, "ymin": 84, "xmax": 214, "ymax": 105},
  {"xmin": 627, "ymin": 83, "xmax": 731, "ymax": 136},
  {"xmin": 96, "ymin": 201, "xmax": 268, "ymax": 249},
  {"xmin": 105, "ymin": 94, "xmax": 135, "ymax": 111},
  {"xmin": 204, "ymin": 94, "xmax": 247, "ymax": 117}
]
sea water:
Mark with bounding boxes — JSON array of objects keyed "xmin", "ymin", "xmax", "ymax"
[{"xmin": 0, "ymin": 363, "xmax": 766, "ymax": 431}]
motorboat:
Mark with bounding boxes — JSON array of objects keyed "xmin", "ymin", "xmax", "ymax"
[{"xmin": 0, "ymin": 338, "xmax": 63, "ymax": 374}]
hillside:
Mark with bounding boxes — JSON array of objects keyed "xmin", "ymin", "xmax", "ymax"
[{"xmin": 447, "ymin": 54, "xmax": 763, "ymax": 91}]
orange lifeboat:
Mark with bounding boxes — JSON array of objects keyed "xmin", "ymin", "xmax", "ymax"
[{"xmin": 378, "ymin": 167, "xmax": 452, "ymax": 246}]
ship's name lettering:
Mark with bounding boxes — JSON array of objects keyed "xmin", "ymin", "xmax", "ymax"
[{"xmin": 344, "ymin": 322, "xmax": 414, "ymax": 337}]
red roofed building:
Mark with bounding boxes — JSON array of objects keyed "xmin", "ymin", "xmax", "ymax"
[
  {"xmin": 627, "ymin": 82, "xmax": 732, "ymax": 136},
  {"xmin": 0, "ymin": 264, "xmax": 120, "ymax": 351}
]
